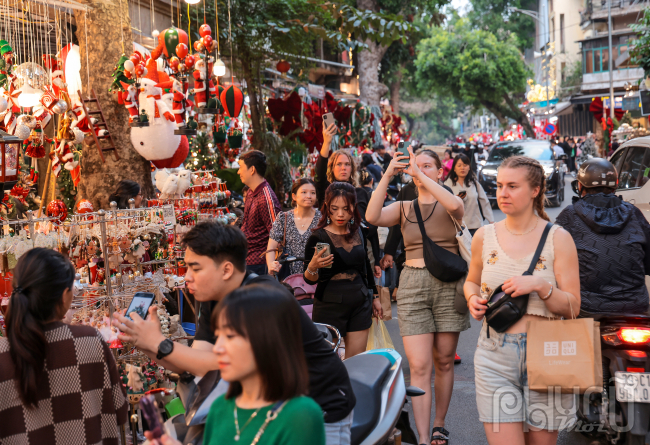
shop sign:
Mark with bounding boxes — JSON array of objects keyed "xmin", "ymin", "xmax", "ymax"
[{"xmin": 623, "ymin": 95, "xmax": 640, "ymax": 111}]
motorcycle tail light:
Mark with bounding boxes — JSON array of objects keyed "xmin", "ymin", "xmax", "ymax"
[
  {"xmin": 602, "ymin": 333, "xmax": 623, "ymax": 346},
  {"xmin": 628, "ymin": 350, "xmax": 647, "ymax": 358},
  {"xmin": 619, "ymin": 328, "xmax": 650, "ymax": 344},
  {"xmin": 627, "ymin": 367, "xmax": 646, "ymax": 373}
]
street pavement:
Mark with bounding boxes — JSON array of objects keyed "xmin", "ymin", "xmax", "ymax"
[{"xmin": 381, "ymin": 176, "xmax": 608, "ymax": 444}]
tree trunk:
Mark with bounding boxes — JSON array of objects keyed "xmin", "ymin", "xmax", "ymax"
[
  {"xmin": 74, "ymin": 0, "xmax": 153, "ymax": 211},
  {"xmin": 389, "ymin": 69, "xmax": 402, "ymax": 114},
  {"xmin": 239, "ymin": 43, "xmax": 264, "ymax": 149},
  {"xmin": 357, "ymin": 0, "xmax": 389, "ymax": 107}
]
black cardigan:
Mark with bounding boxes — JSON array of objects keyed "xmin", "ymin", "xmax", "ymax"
[{"xmin": 303, "ymin": 228, "xmax": 378, "ymax": 302}]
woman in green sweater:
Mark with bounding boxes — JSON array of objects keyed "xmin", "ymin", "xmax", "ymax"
[{"xmin": 152, "ymin": 284, "xmax": 326, "ymax": 445}]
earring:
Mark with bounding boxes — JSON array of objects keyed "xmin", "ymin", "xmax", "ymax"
[
  {"xmin": 327, "ymin": 217, "xmax": 331, "ymax": 224},
  {"xmin": 350, "ymin": 218, "xmax": 354, "ymax": 225}
]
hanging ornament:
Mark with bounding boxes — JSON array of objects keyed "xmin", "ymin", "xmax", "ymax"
[
  {"xmin": 157, "ymin": 27, "xmax": 189, "ymax": 59},
  {"xmin": 276, "ymin": 60, "xmax": 291, "ymax": 75},
  {"xmin": 220, "ymin": 85, "xmax": 244, "ymax": 118},
  {"xmin": 124, "ymin": 59, "xmax": 135, "ymax": 72},
  {"xmin": 46, "ymin": 199, "xmax": 68, "ymax": 223},
  {"xmin": 176, "ymin": 43, "xmax": 189, "ymax": 59},
  {"xmin": 76, "ymin": 199, "xmax": 94, "ymax": 214},
  {"xmin": 213, "ymin": 59, "xmax": 226, "ymax": 77},
  {"xmin": 199, "ymin": 24, "xmax": 212, "ymax": 37},
  {"xmin": 152, "ymin": 30, "xmax": 160, "ymax": 39},
  {"xmin": 184, "ymin": 55, "xmax": 195, "ymax": 69},
  {"xmin": 193, "ymin": 41, "xmax": 204, "ymax": 53},
  {"xmin": 168, "ymin": 57, "xmax": 180, "ymax": 72},
  {"xmin": 202, "ymin": 35, "xmax": 213, "ymax": 48}
]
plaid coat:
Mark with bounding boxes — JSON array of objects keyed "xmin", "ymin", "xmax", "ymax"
[
  {"xmin": 0, "ymin": 322, "xmax": 128, "ymax": 445},
  {"xmin": 241, "ymin": 179, "xmax": 281, "ymax": 265}
]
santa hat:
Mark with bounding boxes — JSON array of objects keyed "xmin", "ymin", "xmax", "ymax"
[
  {"xmin": 155, "ymin": 80, "xmax": 174, "ymax": 90},
  {"xmin": 145, "ymin": 58, "xmax": 159, "ymax": 83},
  {"xmin": 158, "ymin": 70, "xmax": 170, "ymax": 84}
]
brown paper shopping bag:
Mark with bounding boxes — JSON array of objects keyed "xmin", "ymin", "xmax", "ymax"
[
  {"xmin": 526, "ymin": 317, "xmax": 602, "ymax": 394},
  {"xmin": 377, "ymin": 286, "xmax": 392, "ymax": 321}
]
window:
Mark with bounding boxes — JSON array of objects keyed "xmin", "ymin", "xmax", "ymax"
[
  {"xmin": 610, "ymin": 148, "xmax": 627, "ymax": 177},
  {"xmin": 585, "ymin": 50, "xmax": 594, "ymax": 73},
  {"xmin": 583, "ymin": 38, "xmax": 638, "ymax": 73},
  {"xmin": 560, "ymin": 14, "xmax": 564, "ymax": 52},
  {"xmin": 551, "ymin": 18, "xmax": 555, "ymax": 42},
  {"xmin": 618, "ymin": 147, "xmax": 648, "ymax": 190}
]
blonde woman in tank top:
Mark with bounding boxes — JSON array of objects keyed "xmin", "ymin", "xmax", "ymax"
[
  {"xmin": 464, "ymin": 156, "xmax": 580, "ymax": 445},
  {"xmin": 367, "ymin": 146, "xmax": 468, "ymax": 445}
]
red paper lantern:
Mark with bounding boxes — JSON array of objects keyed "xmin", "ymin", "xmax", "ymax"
[
  {"xmin": 220, "ymin": 85, "xmax": 244, "ymax": 118},
  {"xmin": 76, "ymin": 199, "xmax": 94, "ymax": 214},
  {"xmin": 46, "ymin": 199, "xmax": 68, "ymax": 223},
  {"xmin": 199, "ymin": 24, "xmax": 212, "ymax": 38},
  {"xmin": 276, "ymin": 60, "xmax": 291, "ymax": 74}
]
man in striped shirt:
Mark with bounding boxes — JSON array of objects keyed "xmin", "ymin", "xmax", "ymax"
[{"xmin": 238, "ymin": 150, "xmax": 281, "ymax": 274}]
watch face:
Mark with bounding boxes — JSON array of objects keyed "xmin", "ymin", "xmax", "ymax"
[{"xmin": 160, "ymin": 339, "xmax": 173, "ymax": 354}]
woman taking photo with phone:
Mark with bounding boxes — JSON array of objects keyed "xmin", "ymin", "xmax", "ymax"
[
  {"xmin": 304, "ymin": 182, "xmax": 382, "ymax": 358},
  {"xmin": 464, "ymin": 156, "xmax": 580, "ymax": 445},
  {"xmin": 445, "ymin": 154, "xmax": 494, "ymax": 235},
  {"xmin": 150, "ymin": 284, "xmax": 326, "ymax": 445},
  {"xmin": 366, "ymin": 146, "xmax": 469, "ymax": 445},
  {"xmin": 266, "ymin": 178, "xmax": 321, "ymax": 278}
]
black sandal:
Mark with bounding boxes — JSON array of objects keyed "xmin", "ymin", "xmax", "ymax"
[{"xmin": 431, "ymin": 427, "xmax": 450, "ymax": 444}]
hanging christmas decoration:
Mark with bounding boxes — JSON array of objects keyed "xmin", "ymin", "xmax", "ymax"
[
  {"xmin": 46, "ymin": 199, "xmax": 68, "ymax": 223},
  {"xmin": 76, "ymin": 199, "xmax": 94, "ymax": 214},
  {"xmin": 157, "ymin": 27, "xmax": 189, "ymax": 59},
  {"xmin": 220, "ymin": 85, "xmax": 243, "ymax": 118}
]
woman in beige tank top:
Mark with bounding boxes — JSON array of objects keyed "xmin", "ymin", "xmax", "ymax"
[
  {"xmin": 464, "ymin": 156, "xmax": 580, "ymax": 445},
  {"xmin": 367, "ymin": 145, "xmax": 467, "ymax": 445}
]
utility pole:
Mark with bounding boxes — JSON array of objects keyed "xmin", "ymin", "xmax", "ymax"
[{"xmin": 607, "ymin": 0, "xmax": 615, "ymax": 120}]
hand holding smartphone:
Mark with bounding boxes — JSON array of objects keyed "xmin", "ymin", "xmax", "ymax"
[
  {"xmin": 323, "ymin": 113, "xmax": 336, "ymax": 130},
  {"xmin": 397, "ymin": 141, "xmax": 409, "ymax": 158},
  {"xmin": 125, "ymin": 292, "xmax": 155, "ymax": 321},
  {"xmin": 315, "ymin": 242, "xmax": 332, "ymax": 269}
]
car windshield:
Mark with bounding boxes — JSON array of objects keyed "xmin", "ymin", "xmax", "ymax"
[{"xmin": 488, "ymin": 142, "xmax": 553, "ymax": 161}]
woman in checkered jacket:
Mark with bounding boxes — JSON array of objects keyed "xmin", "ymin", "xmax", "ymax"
[{"xmin": 0, "ymin": 248, "xmax": 128, "ymax": 445}]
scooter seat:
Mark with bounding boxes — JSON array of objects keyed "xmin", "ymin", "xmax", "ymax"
[{"xmin": 345, "ymin": 353, "xmax": 392, "ymax": 445}]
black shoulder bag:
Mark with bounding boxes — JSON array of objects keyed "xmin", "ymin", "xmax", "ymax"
[
  {"xmin": 413, "ymin": 199, "xmax": 467, "ymax": 282},
  {"xmin": 475, "ymin": 182, "xmax": 486, "ymax": 222},
  {"xmin": 484, "ymin": 222, "xmax": 553, "ymax": 335}
]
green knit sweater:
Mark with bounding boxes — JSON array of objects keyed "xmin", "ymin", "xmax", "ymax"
[{"xmin": 203, "ymin": 395, "xmax": 326, "ymax": 445}]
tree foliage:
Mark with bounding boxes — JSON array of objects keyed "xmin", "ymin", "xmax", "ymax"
[
  {"xmin": 631, "ymin": 7, "xmax": 650, "ymax": 76},
  {"xmin": 415, "ymin": 18, "xmax": 533, "ymax": 136},
  {"xmin": 466, "ymin": 0, "xmax": 536, "ymax": 52}
]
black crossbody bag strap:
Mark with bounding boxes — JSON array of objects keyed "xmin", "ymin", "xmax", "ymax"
[
  {"xmin": 524, "ymin": 222, "xmax": 554, "ymax": 276},
  {"xmin": 475, "ymin": 182, "xmax": 486, "ymax": 222}
]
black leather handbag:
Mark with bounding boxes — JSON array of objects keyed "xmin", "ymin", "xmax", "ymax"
[
  {"xmin": 484, "ymin": 222, "xmax": 553, "ymax": 334},
  {"xmin": 413, "ymin": 199, "xmax": 467, "ymax": 283}
]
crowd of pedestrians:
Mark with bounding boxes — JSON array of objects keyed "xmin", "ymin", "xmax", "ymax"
[{"xmin": 4, "ymin": 126, "xmax": 650, "ymax": 445}]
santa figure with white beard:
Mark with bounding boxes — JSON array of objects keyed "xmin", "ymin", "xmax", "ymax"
[{"xmin": 129, "ymin": 57, "xmax": 188, "ymax": 169}]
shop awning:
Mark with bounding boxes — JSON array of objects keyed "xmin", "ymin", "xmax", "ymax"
[{"xmin": 570, "ymin": 92, "xmax": 627, "ymax": 104}]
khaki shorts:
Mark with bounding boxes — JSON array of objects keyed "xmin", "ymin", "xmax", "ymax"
[{"xmin": 396, "ymin": 266, "xmax": 470, "ymax": 336}]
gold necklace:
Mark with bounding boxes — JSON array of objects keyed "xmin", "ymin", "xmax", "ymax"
[
  {"xmin": 234, "ymin": 405, "xmax": 262, "ymax": 441},
  {"xmin": 504, "ymin": 217, "xmax": 539, "ymax": 236}
]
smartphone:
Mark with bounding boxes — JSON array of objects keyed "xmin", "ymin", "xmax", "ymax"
[
  {"xmin": 140, "ymin": 395, "xmax": 164, "ymax": 442},
  {"xmin": 315, "ymin": 242, "xmax": 332, "ymax": 269},
  {"xmin": 125, "ymin": 292, "xmax": 155, "ymax": 321},
  {"xmin": 397, "ymin": 141, "xmax": 409, "ymax": 158},
  {"xmin": 322, "ymin": 113, "xmax": 336, "ymax": 129},
  {"xmin": 458, "ymin": 191, "xmax": 467, "ymax": 199}
]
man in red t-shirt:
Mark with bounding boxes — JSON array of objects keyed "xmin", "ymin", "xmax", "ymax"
[{"xmin": 237, "ymin": 150, "xmax": 281, "ymax": 274}]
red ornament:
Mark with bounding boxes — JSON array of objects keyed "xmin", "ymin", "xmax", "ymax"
[
  {"xmin": 76, "ymin": 199, "xmax": 94, "ymax": 214},
  {"xmin": 134, "ymin": 64, "xmax": 145, "ymax": 78},
  {"xmin": 193, "ymin": 40, "xmax": 204, "ymax": 52},
  {"xmin": 129, "ymin": 55, "xmax": 141, "ymax": 67},
  {"xmin": 175, "ymin": 43, "xmax": 188, "ymax": 59},
  {"xmin": 202, "ymin": 35, "xmax": 213, "ymax": 48},
  {"xmin": 168, "ymin": 56, "xmax": 180, "ymax": 72},
  {"xmin": 276, "ymin": 60, "xmax": 291, "ymax": 74},
  {"xmin": 46, "ymin": 199, "xmax": 68, "ymax": 223},
  {"xmin": 199, "ymin": 24, "xmax": 211, "ymax": 37},
  {"xmin": 184, "ymin": 55, "xmax": 195, "ymax": 69}
]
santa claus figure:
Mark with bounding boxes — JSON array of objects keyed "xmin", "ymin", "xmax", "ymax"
[
  {"xmin": 191, "ymin": 58, "xmax": 215, "ymax": 109},
  {"xmin": 120, "ymin": 82, "xmax": 139, "ymax": 123},
  {"xmin": 130, "ymin": 57, "xmax": 188, "ymax": 169}
]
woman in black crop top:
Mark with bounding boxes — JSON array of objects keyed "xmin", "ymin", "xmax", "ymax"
[{"xmin": 304, "ymin": 182, "xmax": 381, "ymax": 359}]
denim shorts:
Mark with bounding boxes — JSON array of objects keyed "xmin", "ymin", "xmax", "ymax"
[{"xmin": 474, "ymin": 323, "xmax": 576, "ymax": 431}]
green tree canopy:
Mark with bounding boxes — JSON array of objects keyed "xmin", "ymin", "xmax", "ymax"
[
  {"xmin": 415, "ymin": 18, "xmax": 533, "ymax": 136},
  {"xmin": 466, "ymin": 0, "xmax": 536, "ymax": 52}
]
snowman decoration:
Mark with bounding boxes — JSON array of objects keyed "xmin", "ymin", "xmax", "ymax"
[{"xmin": 128, "ymin": 57, "xmax": 189, "ymax": 169}]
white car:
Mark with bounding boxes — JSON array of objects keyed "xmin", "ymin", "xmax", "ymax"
[{"xmin": 609, "ymin": 136, "xmax": 650, "ymax": 221}]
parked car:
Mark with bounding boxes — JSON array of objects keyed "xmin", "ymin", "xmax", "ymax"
[
  {"xmin": 608, "ymin": 136, "xmax": 650, "ymax": 221},
  {"xmin": 478, "ymin": 139, "xmax": 566, "ymax": 208}
]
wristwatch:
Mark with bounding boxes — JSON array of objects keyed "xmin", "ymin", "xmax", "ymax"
[{"xmin": 156, "ymin": 338, "xmax": 174, "ymax": 360}]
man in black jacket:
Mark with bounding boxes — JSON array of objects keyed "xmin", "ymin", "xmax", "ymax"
[{"xmin": 556, "ymin": 158, "xmax": 650, "ymax": 315}]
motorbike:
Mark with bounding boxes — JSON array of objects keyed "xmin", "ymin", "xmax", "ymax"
[
  {"xmin": 159, "ymin": 323, "xmax": 423, "ymax": 445},
  {"xmin": 576, "ymin": 314, "xmax": 650, "ymax": 445}
]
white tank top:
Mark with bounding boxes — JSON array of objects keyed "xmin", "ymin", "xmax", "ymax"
[{"xmin": 480, "ymin": 223, "xmax": 560, "ymax": 318}]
